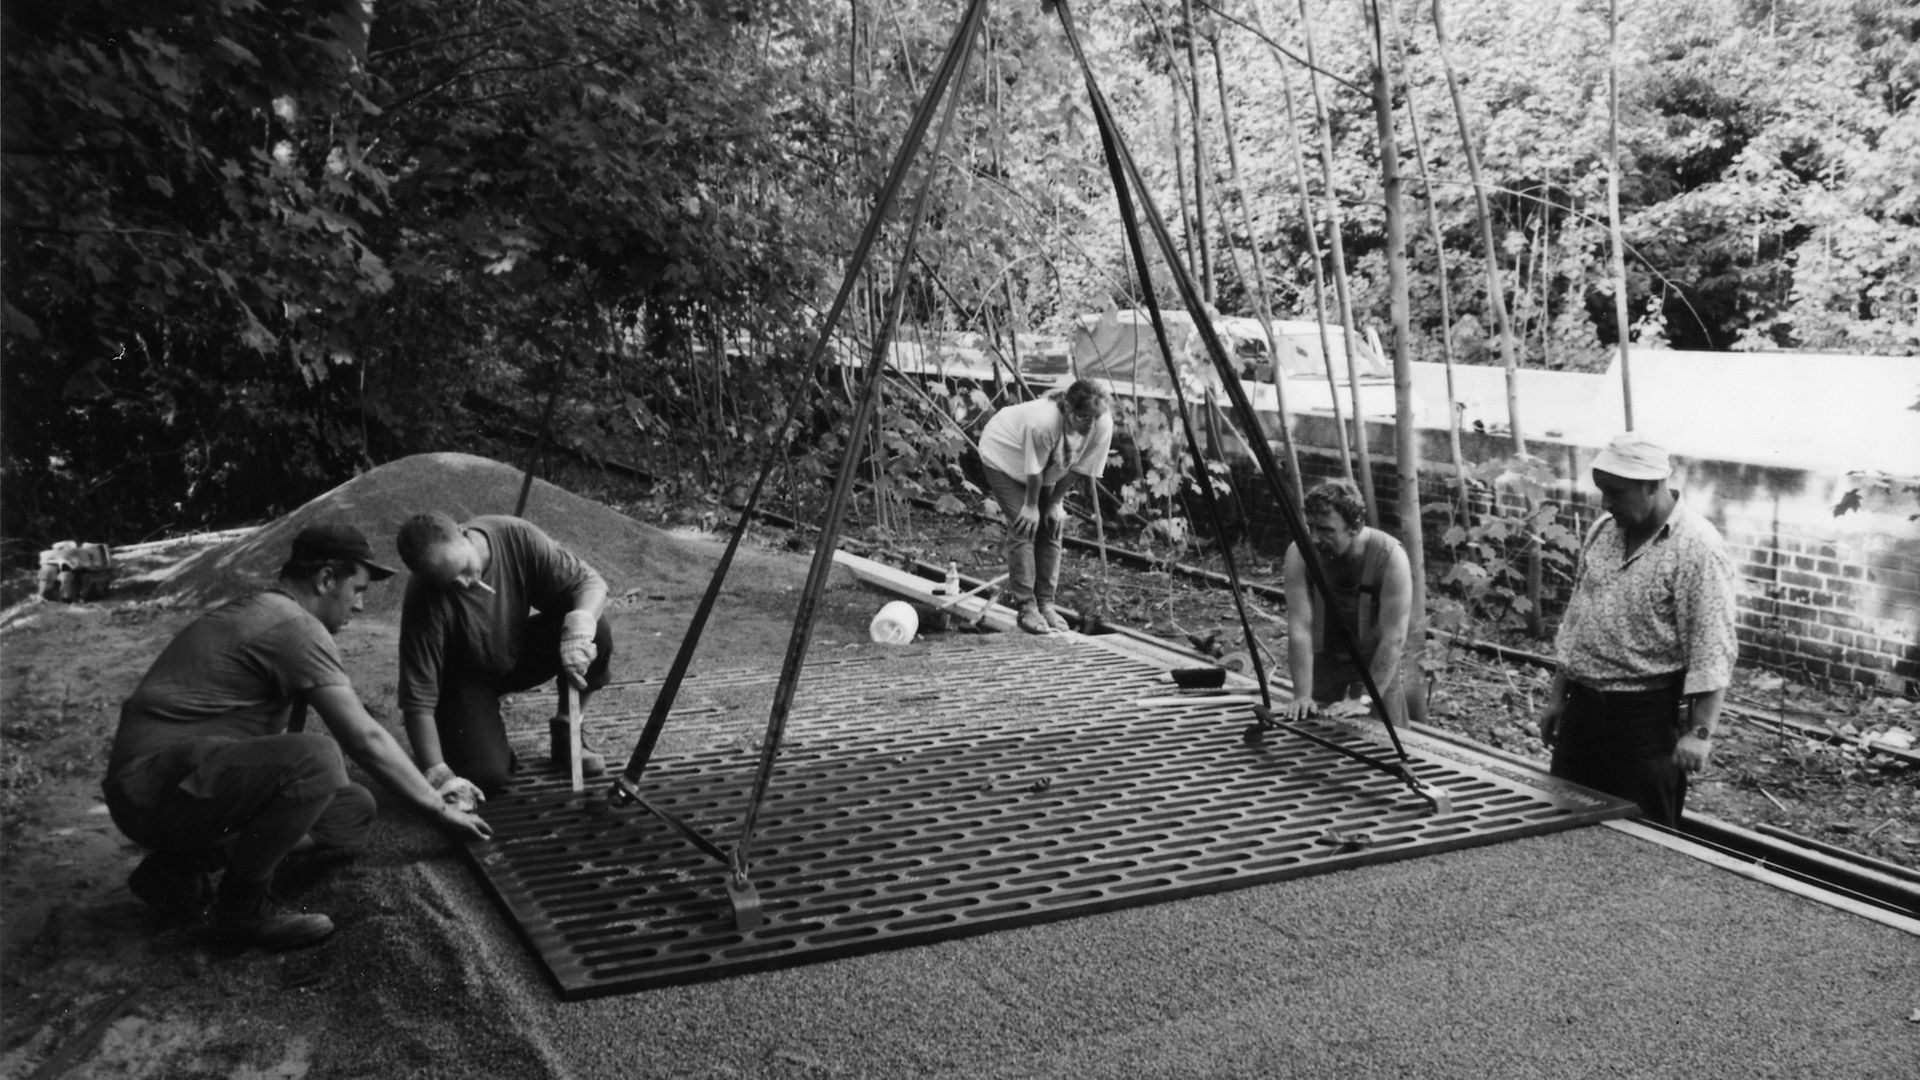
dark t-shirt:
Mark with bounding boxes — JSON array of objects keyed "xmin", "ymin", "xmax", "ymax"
[
  {"xmin": 396, "ymin": 516, "xmax": 604, "ymax": 712},
  {"xmin": 107, "ymin": 589, "xmax": 350, "ymax": 800}
]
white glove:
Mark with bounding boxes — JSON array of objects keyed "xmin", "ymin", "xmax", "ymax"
[
  {"xmin": 423, "ymin": 763, "xmax": 485, "ymax": 813},
  {"xmin": 559, "ymin": 609, "xmax": 597, "ymax": 690}
]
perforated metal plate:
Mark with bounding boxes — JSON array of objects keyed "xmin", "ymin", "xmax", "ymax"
[{"xmin": 460, "ymin": 635, "xmax": 1633, "ymax": 1000}]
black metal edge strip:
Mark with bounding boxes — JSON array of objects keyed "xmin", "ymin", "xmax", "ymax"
[{"xmin": 1676, "ymin": 814, "xmax": 1920, "ymax": 918}]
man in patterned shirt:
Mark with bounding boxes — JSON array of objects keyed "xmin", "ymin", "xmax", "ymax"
[{"xmin": 1537, "ymin": 433, "xmax": 1739, "ymax": 826}]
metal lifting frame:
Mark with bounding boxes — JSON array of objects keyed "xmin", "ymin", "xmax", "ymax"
[
  {"xmin": 1051, "ymin": 0, "xmax": 1446, "ymax": 813},
  {"xmin": 607, "ymin": 0, "xmax": 993, "ymax": 930},
  {"xmin": 606, "ymin": 0, "xmax": 1448, "ymax": 934}
]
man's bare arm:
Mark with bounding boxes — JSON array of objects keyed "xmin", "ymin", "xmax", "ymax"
[
  {"xmin": 1370, "ymin": 545, "xmax": 1415, "ymax": 724},
  {"xmin": 403, "ymin": 708, "xmax": 446, "ymax": 772},
  {"xmin": 1282, "ymin": 543, "xmax": 1317, "ymax": 719},
  {"xmin": 310, "ymin": 685, "xmax": 491, "ymax": 842}
]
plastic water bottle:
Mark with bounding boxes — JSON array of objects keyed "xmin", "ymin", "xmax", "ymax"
[{"xmin": 927, "ymin": 562, "xmax": 959, "ymax": 632}]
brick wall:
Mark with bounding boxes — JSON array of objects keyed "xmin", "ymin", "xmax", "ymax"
[{"xmin": 1212, "ymin": 415, "xmax": 1920, "ymax": 695}]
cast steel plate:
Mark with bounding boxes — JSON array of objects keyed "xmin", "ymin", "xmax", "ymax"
[{"xmin": 459, "ymin": 634, "xmax": 1633, "ymax": 999}]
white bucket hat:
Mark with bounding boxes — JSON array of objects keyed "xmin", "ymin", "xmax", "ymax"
[{"xmin": 1591, "ymin": 432, "xmax": 1672, "ymax": 481}]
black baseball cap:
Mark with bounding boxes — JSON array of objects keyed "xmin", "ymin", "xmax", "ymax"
[{"xmin": 289, "ymin": 522, "xmax": 397, "ymax": 580}]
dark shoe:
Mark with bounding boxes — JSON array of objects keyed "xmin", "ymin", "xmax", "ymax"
[
  {"xmin": 1016, "ymin": 603, "xmax": 1051, "ymax": 635},
  {"xmin": 128, "ymin": 853, "xmax": 211, "ymax": 923},
  {"xmin": 548, "ymin": 717, "xmax": 607, "ymax": 778},
  {"xmin": 1036, "ymin": 602, "xmax": 1071, "ymax": 632},
  {"xmin": 213, "ymin": 885, "xmax": 334, "ymax": 951}
]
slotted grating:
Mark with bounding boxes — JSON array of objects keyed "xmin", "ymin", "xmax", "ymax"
[{"xmin": 461, "ymin": 635, "xmax": 1633, "ymax": 999}]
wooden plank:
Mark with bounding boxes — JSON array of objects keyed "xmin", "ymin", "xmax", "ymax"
[{"xmin": 831, "ymin": 549, "xmax": 1018, "ymax": 632}]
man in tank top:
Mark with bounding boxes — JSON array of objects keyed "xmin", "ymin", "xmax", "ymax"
[{"xmin": 1281, "ymin": 479, "xmax": 1415, "ymax": 723}]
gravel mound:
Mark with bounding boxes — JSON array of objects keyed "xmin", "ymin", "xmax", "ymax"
[{"xmin": 151, "ymin": 452, "xmax": 717, "ymax": 615}]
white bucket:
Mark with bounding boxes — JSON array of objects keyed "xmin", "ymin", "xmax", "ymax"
[{"xmin": 868, "ymin": 600, "xmax": 919, "ymax": 644}]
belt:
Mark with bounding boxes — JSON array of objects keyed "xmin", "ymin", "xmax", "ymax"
[{"xmin": 1566, "ymin": 673, "xmax": 1684, "ymax": 701}]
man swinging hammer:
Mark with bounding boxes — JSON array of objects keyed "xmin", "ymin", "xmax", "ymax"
[{"xmin": 395, "ymin": 512, "xmax": 614, "ymax": 797}]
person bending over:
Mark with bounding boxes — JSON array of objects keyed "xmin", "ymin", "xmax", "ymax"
[
  {"xmin": 104, "ymin": 523, "xmax": 492, "ymax": 951},
  {"xmin": 395, "ymin": 512, "xmax": 613, "ymax": 794},
  {"xmin": 976, "ymin": 379, "xmax": 1114, "ymax": 635},
  {"xmin": 1281, "ymin": 479, "xmax": 1416, "ymax": 724}
]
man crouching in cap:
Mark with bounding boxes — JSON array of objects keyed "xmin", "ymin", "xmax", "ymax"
[
  {"xmin": 1537, "ymin": 434, "xmax": 1738, "ymax": 827},
  {"xmin": 103, "ymin": 522, "xmax": 492, "ymax": 951}
]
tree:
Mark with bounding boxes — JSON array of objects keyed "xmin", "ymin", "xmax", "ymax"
[{"xmin": 3, "ymin": 0, "xmax": 391, "ymax": 547}]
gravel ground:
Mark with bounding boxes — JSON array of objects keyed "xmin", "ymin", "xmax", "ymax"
[
  {"xmin": 832, "ymin": 511, "xmax": 1920, "ymax": 873},
  {"xmin": 3, "ymin": 456, "xmax": 1913, "ymax": 1079}
]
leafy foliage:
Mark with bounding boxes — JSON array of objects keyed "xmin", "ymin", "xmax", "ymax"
[
  {"xmin": 1433, "ymin": 451, "xmax": 1579, "ymax": 633},
  {"xmin": 2, "ymin": 0, "xmax": 1911, "ymax": 560},
  {"xmin": 2, "ymin": 0, "xmax": 392, "ymax": 548}
]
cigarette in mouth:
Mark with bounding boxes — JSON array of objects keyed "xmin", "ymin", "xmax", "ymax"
[{"xmin": 471, "ymin": 579, "xmax": 496, "ymax": 595}]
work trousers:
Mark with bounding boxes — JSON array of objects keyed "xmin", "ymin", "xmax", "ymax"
[
  {"xmin": 1550, "ymin": 680, "xmax": 1688, "ymax": 828},
  {"xmin": 983, "ymin": 465, "xmax": 1064, "ymax": 607},
  {"xmin": 106, "ymin": 732, "xmax": 375, "ymax": 887},
  {"xmin": 434, "ymin": 612, "xmax": 613, "ymax": 794}
]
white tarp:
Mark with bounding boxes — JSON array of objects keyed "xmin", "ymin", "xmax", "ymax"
[
  {"xmin": 1410, "ymin": 351, "xmax": 1920, "ymax": 474},
  {"xmin": 1064, "ymin": 309, "xmax": 1399, "ymax": 419}
]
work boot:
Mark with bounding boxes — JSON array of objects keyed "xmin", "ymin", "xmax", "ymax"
[
  {"xmin": 1036, "ymin": 602, "xmax": 1071, "ymax": 632},
  {"xmin": 1016, "ymin": 602, "xmax": 1051, "ymax": 635},
  {"xmin": 128, "ymin": 852, "xmax": 212, "ymax": 924},
  {"xmin": 212, "ymin": 879, "xmax": 333, "ymax": 951},
  {"xmin": 549, "ymin": 716, "xmax": 606, "ymax": 778}
]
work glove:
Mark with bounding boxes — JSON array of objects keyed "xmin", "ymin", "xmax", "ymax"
[
  {"xmin": 559, "ymin": 609, "xmax": 597, "ymax": 690},
  {"xmin": 424, "ymin": 762, "xmax": 485, "ymax": 814}
]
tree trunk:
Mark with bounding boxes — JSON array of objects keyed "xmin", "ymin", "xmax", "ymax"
[
  {"xmin": 1385, "ymin": 0, "xmax": 1470, "ymax": 518},
  {"xmin": 1430, "ymin": 0, "xmax": 1525, "ymax": 457},
  {"xmin": 1364, "ymin": 0, "xmax": 1428, "ymax": 725},
  {"xmin": 1536, "ymin": 192, "xmax": 1552, "ymax": 366},
  {"xmin": 1208, "ymin": 30, "xmax": 1305, "ymax": 505},
  {"xmin": 1298, "ymin": 0, "xmax": 1380, "ymax": 525},
  {"xmin": 1168, "ymin": 72, "xmax": 1199, "ymax": 285},
  {"xmin": 1249, "ymin": 4, "xmax": 1353, "ymax": 487},
  {"xmin": 1607, "ymin": 0, "xmax": 1636, "ymax": 429},
  {"xmin": 1431, "ymin": 0, "xmax": 1543, "ymax": 636},
  {"xmin": 1181, "ymin": 0, "xmax": 1215, "ymax": 303}
]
